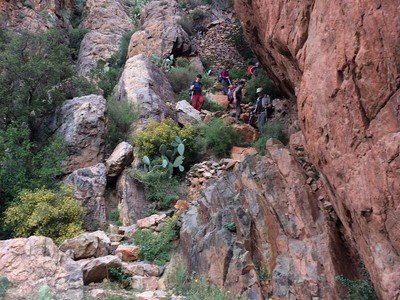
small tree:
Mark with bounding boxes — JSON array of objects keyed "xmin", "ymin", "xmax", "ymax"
[{"xmin": 0, "ymin": 29, "xmax": 74, "ymax": 141}]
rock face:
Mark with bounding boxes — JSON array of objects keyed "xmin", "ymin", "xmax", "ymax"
[
  {"xmin": 116, "ymin": 170, "xmax": 147, "ymax": 226},
  {"xmin": 51, "ymin": 95, "xmax": 106, "ymax": 173},
  {"xmin": 0, "ymin": 0, "xmax": 72, "ymax": 32},
  {"xmin": 80, "ymin": 255, "xmax": 121, "ymax": 285},
  {"xmin": 127, "ymin": 0, "xmax": 195, "ymax": 59},
  {"xmin": 180, "ymin": 140, "xmax": 357, "ymax": 299},
  {"xmin": 76, "ymin": 0, "xmax": 132, "ymax": 76},
  {"xmin": 115, "ymin": 54, "xmax": 173, "ymax": 133},
  {"xmin": 234, "ymin": 1, "xmax": 400, "ymax": 297},
  {"xmin": 59, "ymin": 231, "xmax": 110, "ymax": 260},
  {"xmin": 106, "ymin": 142, "xmax": 134, "ymax": 177},
  {"xmin": 176, "ymin": 100, "xmax": 202, "ymax": 125},
  {"xmin": 0, "ymin": 236, "xmax": 83, "ymax": 300},
  {"xmin": 65, "ymin": 163, "xmax": 107, "ymax": 230}
]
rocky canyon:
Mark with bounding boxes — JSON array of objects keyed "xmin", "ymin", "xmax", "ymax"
[
  {"xmin": 234, "ymin": 0, "xmax": 400, "ymax": 298},
  {"xmin": 0, "ymin": 0, "xmax": 398, "ymax": 299}
]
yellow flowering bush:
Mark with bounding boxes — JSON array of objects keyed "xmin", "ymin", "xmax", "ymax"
[
  {"xmin": 135, "ymin": 119, "xmax": 195, "ymax": 158},
  {"xmin": 4, "ymin": 186, "xmax": 84, "ymax": 244}
]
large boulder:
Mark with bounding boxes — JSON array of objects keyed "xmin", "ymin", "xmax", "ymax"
[
  {"xmin": 127, "ymin": 0, "xmax": 195, "ymax": 59},
  {"xmin": 79, "ymin": 255, "xmax": 121, "ymax": 285},
  {"xmin": 175, "ymin": 100, "xmax": 202, "ymax": 125},
  {"xmin": 0, "ymin": 236, "xmax": 83, "ymax": 299},
  {"xmin": 76, "ymin": 0, "xmax": 132, "ymax": 76},
  {"xmin": 50, "ymin": 95, "xmax": 106, "ymax": 173},
  {"xmin": 0, "ymin": 0, "xmax": 72, "ymax": 32},
  {"xmin": 115, "ymin": 54, "xmax": 174, "ymax": 133},
  {"xmin": 59, "ymin": 231, "xmax": 111, "ymax": 260},
  {"xmin": 116, "ymin": 170, "xmax": 148, "ymax": 226},
  {"xmin": 180, "ymin": 140, "xmax": 357, "ymax": 299},
  {"xmin": 234, "ymin": 0, "xmax": 400, "ymax": 297},
  {"xmin": 106, "ymin": 142, "xmax": 134, "ymax": 177},
  {"xmin": 64, "ymin": 163, "xmax": 107, "ymax": 230}
]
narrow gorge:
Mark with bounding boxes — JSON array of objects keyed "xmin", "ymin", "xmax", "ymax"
[{"xmin": 0, "ymin": 0, "xmax": 398, "ymax": 300}]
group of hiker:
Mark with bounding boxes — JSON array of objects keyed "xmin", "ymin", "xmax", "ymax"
[{"xmin": 189, "ymin": 63, "xmax": 273, "ymax": 130}]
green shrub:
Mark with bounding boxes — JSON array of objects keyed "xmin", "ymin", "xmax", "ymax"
[
  {"xmin": 229, "ymin": 66, "xmax": 249, "ymax": 81},
  {"xmin": 108, "ymin": 267, "xmax": 132, "ymax": 288},
  {"xmin": 175, "ymin": 57, "xmax": 191, "ymax": 68},
  {"xmin": 37, "ymin": 285, "xmax": 52, "ymax": 300},
  {"xmin": 225, "ymin": 22, "xmax": 254, "ymax": 60},
  {"xmin": 191, "ymin": 9, "xmax": 206, "ymax": 21},
  {"xmin": 135, "ymin": 216, "xmax": 179, "ymax": 265},
  {"xmin": 169, "ymin": 266, "xmax": 231, "ymax": 299},
  {"xmin": 223, "ymin": 222, "xmax": 236, "ymax": 232},
  {"xmin": 0, "ymin": 126, "xmax": 67, "ymax": 237},
  {"xmin": 202, "ymin": 97, "xmax": 225, "ymax": 112},
  {"xmin": 195, "ymin": 119, "xmax": 242, "ymax": 157},
  {"xmin": 245, "ymin": 69, "xmax": 281, "ymax": 102},
  {"xmin": 252, "ymin": 120, "xmax": 288, "ymax": 155},
  {"xmin": 109, "ymin": 209, "xmax": 122, "ymax": 226},
  {"xmin": 92, "ymin": 30, "xmax": 134, "ymax": 98},
  {"xmin": 167, "ymin": 65, "xmax": 198, "ymax": 93},
  {"xmin": 69, "ymin": 28, "xmax": 89, "ymax": 60},
  {"xmin": 201, "ymin": 74, "xmax": 213, "ymax": 89},
  {"xmin": 0, "ymin": 276, "xmax": 9, "ymax": 297},
  {"xmin": 106, "ymin": 98, "xmax": 139, "ymax": 148},
  {"xmin": 135, "ymin": 119, "xmax": 195, "ymax": 158},
  {"xmin": 336, "ymin": 272, "xmax": 377, "ymax": 300},
  {"xmin": 48, "ymin": 76, "xmax": 100, "ymax": 104},
  {"xmin": 178, "ymin": 90, "xmax": 190, "ymax": 101},
  {"xmin": 132, "ymin": 169, "xmax": 180, "ymax": 209},
  {"xmin": 71, "ymin": 0, "xmax": 86, "ymax": 28},
  {"xmin": 4, "ymin": 186, "xmax": 85, "ymax": 244}
]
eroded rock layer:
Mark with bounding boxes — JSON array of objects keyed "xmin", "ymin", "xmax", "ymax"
[
  {"xmin": 234, "ymin": 0, "xmax": 400, "ymax": 297},
  {"xmin": 180, "ymin": 140, "xmax": 356, "ymax": 299},
  {"xmin": 0, "ymin": 0, "xmax": 72, "ymax": 32}
]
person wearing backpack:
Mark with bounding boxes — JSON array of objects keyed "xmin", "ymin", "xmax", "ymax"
[
  {"xmin": 219, "ymin": 67, "xmax": 231, "ymax": 95},
  {"xmin": 190, "ymin": 74, "xmax": 204, "ymax": 111},
  {"xmin": 252, "ymin": 87, "xmax": 272, "ymax": 129},
  {"xmin": 233, "ymin": 79, "xmax": 245, "ymax": 122},
  {"xmin": 246, "ymin": 62, "xmax": 259, "ymax": 77}
]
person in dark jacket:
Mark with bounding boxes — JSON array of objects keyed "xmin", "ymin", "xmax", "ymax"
[
  {"xmin": 190, "ymin": 74, "xmax": 204, "ymax": 111},
  {"xmin": 252, "ymin": 87, "xmax": 272, "ymax": 129}
]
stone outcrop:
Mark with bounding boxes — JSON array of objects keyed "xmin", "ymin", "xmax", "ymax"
[
  {"xmin": 50, "ymin": 95, "xmax": 106, "ymax": 173},
  {"xmin": 0, "ymin": 0, "xmax": 72, "ymax": 32},
  {"xmin": 115, "ymin": 245, "xmax": 140, "ymax": 262},
  {"xmin": 116, "ymin": 170, "xmax": 147, "ymax": 226},
  {"xmin": 115, "ymin": 54, "xmax": 173, "ymax": 133},
  {"xmin": 0, "ymin": 236, "xmax": 83, "ymax": 300},
  {"xmin": 65, "ymin": 163, "xmax": 107, "ymax": 230},
  {"xmin": 175, "ymin": 100, "xmax": 202, "ymax": 125},
  {"xmin": 180, "ymin": 140, "xmax": 357, "ymax": 299},
  {"xmin": 59, "ymin": 231, "xmax": 110, "ymax": 260},
  {"xmin": 234, "ymin": 0, "xmax": 400, "ymax": 297},
  {"xmin": 127, "ymin": 0, "xmax": 195, "ymax": 59},
  {"xmin": 79, "ymin": 255, "xmax": 121, "ymax": 285},
  {"xmin": 106, "ymin": 142, "xmax": 134, "ymax": 177},
  {"xmin": 76, "ymin": 0, "xmax": 132, "ymax": 76}
]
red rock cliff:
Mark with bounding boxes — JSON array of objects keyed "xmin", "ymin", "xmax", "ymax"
[
  {"xmin": 0, "ymin": 0, "xmax": 73, "ymax": 31},
  {"xmin": 234, "ymin": 0, "xmax": 400, "ymax": 298}
]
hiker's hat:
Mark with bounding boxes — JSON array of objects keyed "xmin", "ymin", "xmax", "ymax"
[{"xmin": 256, "ymin": 87, "xmax": 263, "ymax": 93}]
